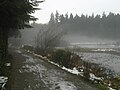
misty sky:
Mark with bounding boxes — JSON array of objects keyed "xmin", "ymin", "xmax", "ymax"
[{"xmin": 34, "ymin": 0, "xmax": 120, "ymax": 23}]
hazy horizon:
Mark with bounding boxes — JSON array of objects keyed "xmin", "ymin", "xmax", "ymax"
[{"xmin": 34, "ymin": 0, "xmax": 120, "ymax": 23}]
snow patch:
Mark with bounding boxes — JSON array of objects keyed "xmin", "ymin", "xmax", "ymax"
[
  {"xmin": 0, "ymin": 76, "xmax": 8, "ymax": 89},
  {"xmin": 33, "ymin": 53, "xmax": 82, "ymax": 76},
  {"xmin": 89, "ymin": 73, "xmax": 102, "ymax": 81},
  {"xmin": 33, "ymin": 53, "xmax": 43, "ymax": 58},
  {"xmin": 5, "ymin": 63, "xmax": 11, "ymax": 67},
  {"xmin": 62, "ymin": 67, "xmax": 80, "ymax": 75},
  {"xmin": 22, "ymin": 54, "xmax": 35, "ymax": 63},
  {"xmin": 92, "ymin": 48, "xmax": 120, "ymax": 53},
  {"xmin": 57, "ymin": 81, "xmax": 77, "ymax": 90},
  {"xmin": 22, "ymin": 64, "xmax": 47, "ymax": 73},
  {"xmin": 15, "ymin": 50, "xmax": 22, "ymax": 53},
  {"xmin": 22, "ymin": 53, "xmax": 77, "ymax": 90},
  {"xmin": 26, "ymin": 57, "xmax": 35, "ymax": 63},
  {"xmin": 108, "ymin": 87, "xmax": 116, "ymax": 90},
  {"xmin": 48, "ymin": 60, "xmax": 82, "ymax": 76},
  {"xmin": 43, "ymin": 70, "xmax": 77, "ymax": 90},
  {"xmin": 48, "ymin": 60, "xmax": 61, "ymax": 67},
  {"xmin": 21, "ymin": 54, "xmax": 47, "ymax": 73}
]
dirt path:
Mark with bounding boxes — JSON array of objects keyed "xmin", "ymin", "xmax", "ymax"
[{"xmin": 7, "ymin": 48, "xmax": 100, "ymax": 90}]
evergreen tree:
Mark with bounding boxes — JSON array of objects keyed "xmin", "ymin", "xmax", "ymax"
[
  {"xmin": 55, "ymin": 10, "xmax": 59, "ymax": 23},
  {"xmin": 65, "ymin": 13, "xmax": 68, "ymax": 21},
  {"xmin": 49, "ymin": 13, "xmax": 55, "ymax": 25},
  {"xmin": 0, "ymin": 0, "xmax": 44, "ymax": 61},
  {"xmin": 59, "ymin": 14, "xmax": 65, "ymax": 24},
  {"xmin": 70, "ymin": 13, "xmax": 74, "ymax": 20},
  {"xmin": 49, "ymin": 11, "xmax": 120, "ymax": 39}
]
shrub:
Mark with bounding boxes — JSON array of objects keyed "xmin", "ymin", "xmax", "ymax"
[
  {"xmin": 116, "ymin": 76, "xmax": 120, "ymax": 80},
  {"xmin": 52, "ymin": 49, "xmax": 71, "ymax": 68}
]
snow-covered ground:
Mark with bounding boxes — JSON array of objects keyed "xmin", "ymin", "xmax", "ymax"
[
  {"xmin": 79, "ymin": 52, "xmax": 120, "ymax": 75},
  {"xmin": 32, "ymin": 52, "xmax": 116, "ymax": 90},
  {"xmin": 70, "ymin": 42, "xmax": 120, "ymax": 48},
  {"xmin": 47, "ymin": 60, "xmax": 81, "ymax": 75},
  {"xmin": 20, "ymin": 54, "xmax": 77, "ymax": 90},
  {"xmin": 15, "ymin": 49, "xmax": 116, "ymax": 90},
  {"xmin": 92, "ymin": 48, "xmax": 120, "ymax": 52}
]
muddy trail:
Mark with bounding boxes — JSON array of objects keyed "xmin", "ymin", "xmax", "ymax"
[{"xmin": 6, "ymin": 48, "xmax": 100, "ymax": 90}]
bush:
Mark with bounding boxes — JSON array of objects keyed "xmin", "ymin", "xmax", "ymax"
[
  {"xmin": 52, "ymin": 49, "xmax": 71, "ymax": 68},
  {"xmin": 116, "ymin": 76, "xmax": 120, "ymax": 80}
]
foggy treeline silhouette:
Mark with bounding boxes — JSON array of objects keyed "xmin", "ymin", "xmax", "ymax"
[
  {"xmin": 11, "ymin": 11, "xmax": 120, "ymax": 47},
  {"xmin": 52, "ymin": 11, "xmax": 120, "ymax": 40}
]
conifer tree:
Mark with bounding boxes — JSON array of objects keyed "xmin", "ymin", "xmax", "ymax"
[{"xmin": 0, "ymin": 0, "xmax": 44, "ymax": 61}]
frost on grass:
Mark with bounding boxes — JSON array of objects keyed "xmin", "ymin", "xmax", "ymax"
[{"xmin": 80, "ymin": 52, "xmax": 120, "ymax": 75}]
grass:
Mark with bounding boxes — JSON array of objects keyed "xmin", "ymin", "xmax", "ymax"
[{"xmin": 96, "ymin": 84, "xmax": 109, "ymax": 90}]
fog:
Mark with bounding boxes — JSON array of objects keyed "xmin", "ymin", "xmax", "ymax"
[
  {"xmin": 64, "ymin": 34, "xmax": 117, "ymax": 43},
  {"xmin": 9, "ymin": 25, "xmax": 120, "ymax": 48},
  {"xmin": 9, "ymin": 23, "xmax": 42, "ymax": 47},
  {"xmin": 9, "ymin": 12, "xmax": 120, "ymax": 47}
]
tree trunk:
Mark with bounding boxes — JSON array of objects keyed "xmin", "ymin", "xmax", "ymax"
[{"xmin": 0, "ymin": 27, "xmax": 8, "ymax": 62}]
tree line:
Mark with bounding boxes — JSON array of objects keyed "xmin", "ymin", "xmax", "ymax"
[{"xmin": 50, "ymin": 11, "xmax": 120, "ymax": 40}]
